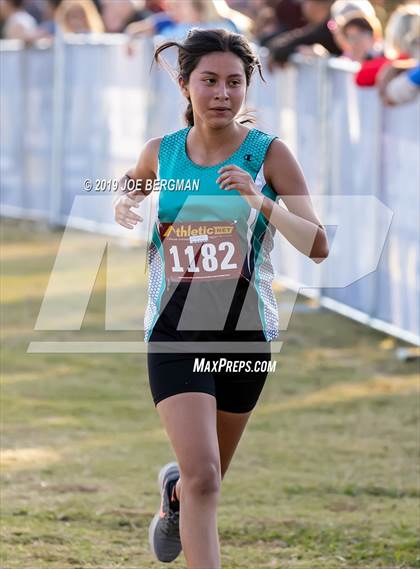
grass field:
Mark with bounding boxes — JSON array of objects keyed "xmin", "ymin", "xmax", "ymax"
[{"xmin": 1, "ymin": 219, "xmax": 419, "ymax": 569}]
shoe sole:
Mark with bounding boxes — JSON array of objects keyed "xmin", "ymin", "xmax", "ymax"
[
  {"xmin": 148, "ymin": 461, "xmax": 180, "ymax": 561},
  {"xmin": 148, "ymin": 512, "xmax": 162, "ymax": 560}
]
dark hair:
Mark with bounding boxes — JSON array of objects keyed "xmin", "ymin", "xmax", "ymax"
[
  {"xmin": 153, "ymin": 28, "xmax": 265, "ymax": 126},
  {"xmin": 343, "ymin": 17, "xmax": 374, "ymax": 35},
  {"xmin": 7, "ymin": 0, "xmax": 24, "ymax": 8},
  {"xmin": 47, "ymin": 0, "xmax": 63, "ymax": 8}
]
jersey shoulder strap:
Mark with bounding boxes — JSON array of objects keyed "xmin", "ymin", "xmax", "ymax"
[
  {"xmin": 237, "ymin": 128, "xmax": 278, "ymax": 179},
  {"xmin": 157, "ymin": 127, "xmax": 189, "ymax": 178},
  {"xmin": 158, "ymin": 126, "xmax": 277, "ymax": 178}
]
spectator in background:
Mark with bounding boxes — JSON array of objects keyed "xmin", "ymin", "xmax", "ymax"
[
  {"xmin": 268, "ymin": 0, "xmax": 342, "ymax": 67},
  {"xmin": 144, "ymin": 0, "xmax": 165, "ymax": 13},
  {"xmin": 384, "ymin": 2, "xmax": 420, "ymax": 60},
  {"xmin": 212, "ymin": 0, "xmax": 253, "ymax": 35},
  {"xmin": 101, "ymin": 0, "xmax": 150, "ymax": 33},
  {"xmin": 0, "ymin": 0, "xmax": 38, "ymax": 39},
  {"xmin": 126, "ymin": 0, "xmax": 251, "ymax": 41},
  {"xmin": 379, "ymin": 61, "xmax": 419, "ymax": 105},
  {"xmin": 22, "ymin": 0, "xmax": 43, "ymax": 23},
  {"xmin": 377, "ymin": 4, "xmax": 419, "ymax": 105},
  {"xmin": 124, "ymin": 0, "xmax": 173, "ymax": 41},
  {"xmin": 330, "ymin": 0, "xmax": 376, "ymax": 21},
  {"xmin": 370, "ymin": 0, "xmax": 387, "ymax": 29},
  {"xmin": 124, "ymin": 0, "xmax": 159, "ymax": 27},
  {"xmin": 256, "ymin": 0, "xmax": 307, "ymax": 47},
  {"xmin": 339, "ymin": 15, "xmax": 383, "ymax": 62},
  {"xmin": 333, "ymin": 11, "xmax": 388, "ymax": 86},
  {"xmin": 39, "ymin": 0, "xmax": 62, "ymax": 36},
  {"xmin": 224, "ymin": 0, "xmax": 253, "ymax": 17},
  {"xmin": 55, "ymin": 0, "xmax": 104, "ymax": 33}
]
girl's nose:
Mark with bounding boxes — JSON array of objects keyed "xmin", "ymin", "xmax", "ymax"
[{"xmin": 215, "ymin": 85, "xmax": 229, "ymax": 100}]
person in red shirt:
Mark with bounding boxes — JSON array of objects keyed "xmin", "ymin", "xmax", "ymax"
[{"xmin": 333, "ymin": 11, "xmax": 388, "ymax": 86}]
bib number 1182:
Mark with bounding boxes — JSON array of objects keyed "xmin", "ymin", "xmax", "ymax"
[
  {"xmin": 169, "ymin": 241, "xmax": 237, "ymax": 274},
  {"xmin": 159, "ymin": 221, "xmax": 243, "ymax": 282}
]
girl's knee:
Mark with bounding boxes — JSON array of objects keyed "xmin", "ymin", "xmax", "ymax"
[{"xmin": 181, "ymin": 461, "xmax": 221, "ymax": 496}]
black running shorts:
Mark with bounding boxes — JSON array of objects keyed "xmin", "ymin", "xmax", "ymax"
[
  {"xmin": 147, "ymin": 343, "xmax": 271, "ymax": 413},
  {"xmin": 147, "ymin": 279, "xmax": 272, "ymax": 413}
]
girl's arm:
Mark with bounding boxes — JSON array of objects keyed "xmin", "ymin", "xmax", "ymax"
[
  {"xmin": 113, "ymin": 137, "xmax": 161, "ymax": 230},
  {"xmin": 262, "ymin": 139, "xmax": 329, "ymax": 262},
  {"xmin": 217, "ymin": 139, "xmax": 329, "ymax": 262}
]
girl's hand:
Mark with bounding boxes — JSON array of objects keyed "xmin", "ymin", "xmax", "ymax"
[
  {"xmin": 113, "ymin": 190, "xmax": 143, "ymax": 230},
  {"xmin": 216, "ymin": 165, "xmax": 263, "ymax": 209}
]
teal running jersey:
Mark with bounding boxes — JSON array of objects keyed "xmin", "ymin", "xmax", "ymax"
[{"xmin": 144, "ymin": 126, "xmax": 279, "ymax": 342}]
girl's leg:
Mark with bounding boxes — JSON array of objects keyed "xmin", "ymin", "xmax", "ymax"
[
  {"xmin": 174, "ymin": 408, "xmax": 252, "ymax": 498},
  {"xmin": 156, "ymin": 391, "xmax": 222, "ymax": 569},
  {"xmin": 216, "ymin": 409, "xmax": 253, "ymax": 479}
]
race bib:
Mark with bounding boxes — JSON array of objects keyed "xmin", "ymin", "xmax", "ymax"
[{"xmin": 158, "ymin": 221, "xmax": 243, "ymax": 282}]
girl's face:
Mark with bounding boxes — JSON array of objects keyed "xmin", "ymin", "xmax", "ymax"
[{"xmin": 180, "ymin": 52, "xmax": 247, "ymax": 128}]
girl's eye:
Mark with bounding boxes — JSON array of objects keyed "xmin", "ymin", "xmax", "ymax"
[{"xmin": 203, "ymin": 79, "xmax": 241, "ymax": 86}]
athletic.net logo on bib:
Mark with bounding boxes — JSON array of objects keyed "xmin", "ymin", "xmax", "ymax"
[{"xmin": 158, "ymin": 221, "xmax": 243, "ymax": 282}]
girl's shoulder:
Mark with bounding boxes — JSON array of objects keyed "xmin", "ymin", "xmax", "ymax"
[
  {"xmin": 243, "ymin": 127, "xmax": 281, "ymax": 168},
  {"xmin": 135, "ymin": 137, "xmax": 163, "ymax": 177}
]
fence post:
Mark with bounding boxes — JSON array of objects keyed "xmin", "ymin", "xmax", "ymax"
[
  {"xmin": 49, "ymin": 30, "xmax": 65, "ymax": 227},
  {"xmin": 370, "ymin": 94, "xmax": 385, "ymax": 324}
]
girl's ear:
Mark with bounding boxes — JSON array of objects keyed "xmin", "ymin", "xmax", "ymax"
[{"xmin": 178, "ymin": 76, "xmax": 189, "ymax": 99}]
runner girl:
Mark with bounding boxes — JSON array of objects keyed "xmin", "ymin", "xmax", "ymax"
[{"xmin": 113, "ymin": 28, "xmax": 329, "ymax": 568}]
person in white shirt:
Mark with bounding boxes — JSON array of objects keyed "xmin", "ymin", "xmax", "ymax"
[{"xmin": 0, "ymin": 0, "xmax": 38, "ymax": 40}]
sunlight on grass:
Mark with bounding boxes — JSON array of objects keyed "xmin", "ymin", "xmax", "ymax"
[
  {"xmin": 1, "ymin": 365, "xmax": 74, "ymax": 385},
  {"xmin": 256, "ymin": 374, "xmax": 419, "ymax": 415},
  {"xmin": 61, "ymin": 428, "xmax": 168, "ymax": 455},
  {"xmin": 32, "ymin": 416, "xmax": 81, "ymax": 427},
  {"xmin": 0, "ymin": 241, "xmax": 62, "ymax": 260},
  {"xmin": 2, "ymin": 269, "xmax": 109, "ymax": 303},
  {"xmin": 379, "ymin": 337, "xmax": 397, "ymax": 350},
  {"xmin": 1, "ymin": 447, "xmax": 62, "ymax": 471}
]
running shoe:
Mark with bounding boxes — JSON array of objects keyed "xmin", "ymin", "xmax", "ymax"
[{"xmin": 148, "ymin": 461, "xmax": 182, "ymax": 562}]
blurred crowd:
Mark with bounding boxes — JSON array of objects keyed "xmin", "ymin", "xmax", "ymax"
[{"xmin": 0, "ymin": 0, "xmax": 418, "ymax": 106}]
